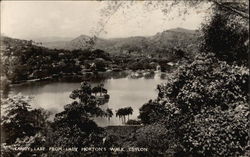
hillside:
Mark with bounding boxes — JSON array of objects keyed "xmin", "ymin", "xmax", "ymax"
[{"xmin": 42, "ymin": 28, "xmax": 199, "ymax": 55}]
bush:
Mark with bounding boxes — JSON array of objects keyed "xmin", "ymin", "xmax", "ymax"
[
  {"xmin": 178, "ymin": 103, "xmax": 249, "ymax": 157},
  {"xmin": 138, "ymin": 100, "xmax": 169, "ymax": 124},
  {"xmin": 126, "ymin": 119, "xmax": 141, "ymax": 125},
  {"xmin": 134, "ymin": 123, "xmax": 171, "ymax": 156}
]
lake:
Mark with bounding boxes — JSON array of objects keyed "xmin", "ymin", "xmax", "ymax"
[{"xmin": 9, "ymin": 71, "xmax": 168, "ymax": 126}]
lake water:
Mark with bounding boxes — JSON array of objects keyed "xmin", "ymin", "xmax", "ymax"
[{"xmin": 9, "ymin": 71, "xmax": 168, "ymax": 126}]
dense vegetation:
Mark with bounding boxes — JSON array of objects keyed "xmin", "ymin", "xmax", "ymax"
[
  {"xmin": 1, "ymin": 94, "xmax": 51, "ymax": 157},
  {"xmin": 200, "ymin": 9, "xmax": 248, "ymax": 65},
  {"xmin": 1, "ymin": 82, "xmax": 112, "ymax": 157},
  {"xmin": 1, "ymin": 1, "xmax": 249, "ymax": 157},
  {"xmin": 153, "ymin": 53, "xmax": 249, "ymax": 157},
  {"xmin": 1, "ymin": 36, "xmax": 187, "ymax": 84},
  {"xmin": 133, "ymin": 2, "xmax": 249, "ymax": 156},
  {"xmin": 1, "ymin": 38, "xmax": 111, "ymax": 83}
]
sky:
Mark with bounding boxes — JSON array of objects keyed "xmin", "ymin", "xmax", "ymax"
[{"xmin": 1, "ymin": 1, "xmax": 211, "ymax": 40}]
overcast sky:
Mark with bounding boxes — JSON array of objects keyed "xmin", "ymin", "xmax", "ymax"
[{"xmin": 1, "ymin": 1, "xmax": 211, "ymax": 40}]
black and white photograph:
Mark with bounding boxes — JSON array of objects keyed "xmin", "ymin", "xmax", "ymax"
[{"xmin": 0, "ymin": 0, "xmax": 249, "ymax": 156}]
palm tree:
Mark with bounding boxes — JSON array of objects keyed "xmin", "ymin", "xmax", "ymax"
[
  {"xmin": 106, "ymin": 108, "xmax": 113, "ymax": 122},
  {"xmin": 125, "ymin": 107, "xmax": 133, "ymax": 120},
  {"xmin": 116, "ymin": 109, "xmax": 126, "ymax": 124},
  {"xmin": 116, "ymin": 107, "xmax": 133, "ymax": 123}
]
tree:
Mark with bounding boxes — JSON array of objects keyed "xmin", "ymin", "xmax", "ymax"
[
  {"xmin": 1, "ymin": 94, "xmax": 49, "ymax": 145},
  {"xmin": 92, "ymin": 84, "xmax": 107, "ymax": 97},
  {"xmin": 49, "ymin": 82, "xmax": 106, "ymax": 156},
  {"xmin": 70, "ymin": 82, "xmax": 93, "ymax": 103},
  {"xmin": 200, "ymin": 5, "xmax": 248, "ymax": 65},
  {"xmin": 208, "ymin": 0, "xmax": 249, "ymax": 19},
  {"xmin": 138, "ymin": 100, "xmax": 169, "ymax": 125},
  {"xmin": 101, "ymin": 1, "xmax": 249, "ymax": 22},
  {"xmin": 92, "ymin": 86, "xmax": 99, "ymax": 96},
  {"xmin": 98, "ymin": 1, "xmax": 248, "ymax": 65},
  {"xmin": 105, "ymin": 108, "xmax": 113, "ymax": 122},
  {"xmin": 116, "ymin": 108, "xmax": 126, "ymax": 124},
  {"xmin": 1, "ymin": 94, "xmax": 50, "ymax": 157},
  {"xmin": 157, "ymin": 53, "xmax": 249, "ymax": 156},
  {"xmin": 125, "ymin": 107, "xmax": 133, "ymax": 120},
  {"xmin": 116, "ymin": 107, "xmax": 134, "ymax": 124},
  {"xmin": 161, "ymin": 53, "xmax": 248, "ymax": 114}
]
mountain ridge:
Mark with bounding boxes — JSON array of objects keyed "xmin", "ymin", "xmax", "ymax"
[{"xmin": 37, "ymin": 27, "xmax": 199, "ymax": 54}]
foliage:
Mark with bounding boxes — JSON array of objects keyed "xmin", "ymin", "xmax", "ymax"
[
  {"xmin": 2, "ymin": 133, "xmax": 47, "ymax": 157},
  {"xmin": 1, "ymin": 94, "xmax": 50, "ymax": 156},
  {"xmin": 48, "ymin": 82, "xmax": 106, "ymax": 156},
  {"xmin": 105, "ymin": 108, "xmax": 113, "ymax": 121},
  {"xmin": 1, "ymin": 35, "xmax": 183, "ymax": 83},
  {"xmin": 138, "ymin": 99, "xmax": 169, "ymax": 124},
  {"xmin": 1, "ymin": 1, "xmax": 249, "ymax": 156},
  {"xmin": 91, "ymin": 58, "xmax": 108, "ymax": 72},
  {"xmin": 157, "ymin": 53, "xmax": 249, "ymax": 157},
  {"xmin": 101, "ymin": 1, "xmax": 249, "ymax": 21},
  {"xmin": 127, "ymin": 59, "xmax": 157, "ymax": 71},
  {"xmin": 1, "ymin": 37, "xmax": 112, "ymax": 83},
  {"xmin": 1, "ymin": 94, "xmax": 50, "ymax": 145},
  {"xmin": 126, "ymin": 119, "xmax": 141, "ymax": 125},
  {"xmin": 92, "ymin": 85, "xmax": 108, "ymax": 96},
  {"xmin": 161, "ymin": 53, "xmax": 248, "ymax": 114},
  {"xmin": 116, "ymin": 107, "xmax": 133, "ymax": 124},
  {"xmin": 200, "ymin": 8, "xmax": 249, "ymax": 65},
  {"xmin": 177, "ymin": 103, "xmax": 249, "ymax": 157},
  {"xmin": 134, "ymin": 123, "xmax": 171, "ymax": 156}
]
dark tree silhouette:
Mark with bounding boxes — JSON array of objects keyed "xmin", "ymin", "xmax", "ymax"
[
  {"xmin": 116, "ymin": 107, "xmax": 133, "ymax": 124},
  {"xmin": 105, "ymin": 108, "xmax": 113, "ymax": 122},
  {"xmin": 50, "ymin": 82, "xmax": 106, "ymax": 154}
]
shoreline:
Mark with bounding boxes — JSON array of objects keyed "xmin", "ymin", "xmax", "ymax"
[{"xmin": 8, "ymin": 69, "xmax": 163, "ymax": 87}]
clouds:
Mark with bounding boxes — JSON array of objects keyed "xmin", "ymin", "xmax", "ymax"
[{"xmin": 1, "ymin": 1, "xmax": 210, "ymax": 40}]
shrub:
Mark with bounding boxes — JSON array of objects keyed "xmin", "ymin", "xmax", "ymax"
[
  {"xmin": 126, "ymin": 119, "xmax": 141, "ymax": 125},
  {"xmin": 178, "ymin": 103, "xmax": 249, "ymax": 157},
  {"xmin": 134, "ymin": 123, "xmax": 171, "ymax": 156},
  {"xmin": 138, "ymin": 100, "xmax": 169, "ymax": 124}
]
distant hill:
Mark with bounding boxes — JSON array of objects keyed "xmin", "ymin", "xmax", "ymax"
[
  {"xmin": 32, "ymin": 36, "xmax": 74, "ymax": 43},
  {"xmin": 1, "ymin": 34, "xmax": 197, "ymax": 83},
  {"xmin": 42, "ymin": 28, "xmax": 200, "ymax": 55}
]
